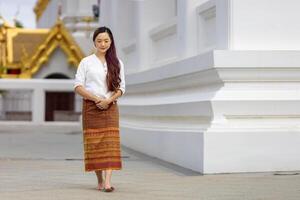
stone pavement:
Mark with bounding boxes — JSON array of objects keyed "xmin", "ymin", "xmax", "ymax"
[{"xmin": 0, "ymin": 124, "xmax": 300, "ymax": 200}]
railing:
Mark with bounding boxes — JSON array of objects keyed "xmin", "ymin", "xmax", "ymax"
[{"xmin": 0, "ymin": 79, "xmax": 81, "ymax": 124}]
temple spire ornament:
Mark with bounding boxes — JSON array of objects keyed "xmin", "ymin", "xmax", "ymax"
[{"xmin": 57, "ymin": 0, "xmax": 62, "ymax": 20}]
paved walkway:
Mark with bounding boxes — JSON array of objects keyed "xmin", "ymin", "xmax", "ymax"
[{"xmin": 0, "ymin": 124, "xmax": 300, "ymax": 200}]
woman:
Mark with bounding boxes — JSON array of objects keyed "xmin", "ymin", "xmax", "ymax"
[{"xmin": 74, "ymin": 26, "xmax": 125, "ymax": 193}]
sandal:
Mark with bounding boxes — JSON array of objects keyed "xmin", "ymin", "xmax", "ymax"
[{"xmin": 103, "ymin": 187, "xmax": 115, "ymax": 192}]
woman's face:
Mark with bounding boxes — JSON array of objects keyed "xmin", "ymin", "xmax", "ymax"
[{"xmin": 94, "ymin": 32, "xmax": 112, "ymax": 54}]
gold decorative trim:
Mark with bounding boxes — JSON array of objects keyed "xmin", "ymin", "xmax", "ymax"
[
  {"xmin": 0, "ymin": 16, "xmax": 14, "ymax": 68},
  {"xmin": 34, "ymin": 0, "xmax": 51, "ymax": 22},
  {"xmin": 7, "ymin": 29, "xmax": 20, "ymax": 64},
  {"xmin": 1, "ymin": 74, "xmax": 19, "ymax": 79},
  {"xmin": 22, "ymin": 19, "xmax": 85, "ymax": 78},
  {"xmin": 0, "ymin": 16, "xmax": 14, "ymax": 28}
]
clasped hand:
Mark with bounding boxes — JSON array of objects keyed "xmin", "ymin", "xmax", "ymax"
[{"xmin": 95, "ymin": 98, "xmax": 111, "ymax": 110}]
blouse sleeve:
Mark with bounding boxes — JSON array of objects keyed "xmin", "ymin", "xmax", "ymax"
[
  {"xmin": 119, "ymin": 59, "xmax": 126, "ymax": 95},
  {"xmin": 74, "ymin": 59, "xmax": 86, "ymax": 89}
]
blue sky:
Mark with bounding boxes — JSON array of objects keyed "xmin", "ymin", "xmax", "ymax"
[{"xmin": 0, "ymin": 0, "xmax": 36, "ymax": 28}]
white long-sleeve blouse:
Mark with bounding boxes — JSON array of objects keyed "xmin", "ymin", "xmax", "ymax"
[{"xmin": 74, "ymin": 54, "xmax": 125, "ymax": 99}]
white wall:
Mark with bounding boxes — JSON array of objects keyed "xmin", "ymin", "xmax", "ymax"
[
  {"xmin": 100, "ymin": 0, "xmax": 178, "ymax": 72},
  {"xmin": 37, "ymin": 0, "xmax": 59, "ymax": 28},
  {"xmin": 230, "ymin": 0, "xmax": 300, "ymax": 50},
  {"xmin": 33, "ymin": 48, "xmax": 76, "ymax": 79},
  {"xmin": 77, "ymin": 0, "xmax": 98, "ymax": 16},
  {"xmin": 97, "ymin": 0, "xmax": 300, "ymax": 173},
  {"xmin": 62, "ymin": 0, "xmax": 78, "ymax": 16},
  {"xmin": 100, "ymin": 0, "xmax": 138, "ymax": 73}
]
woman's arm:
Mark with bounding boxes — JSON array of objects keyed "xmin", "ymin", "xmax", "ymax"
[
  {"xmin": 74, "ymin": 85, "xmax": 102, "ymax": 103},
  {"xmin": 108, "ymin": 89, "xmax": 122, "ymax": 103}
]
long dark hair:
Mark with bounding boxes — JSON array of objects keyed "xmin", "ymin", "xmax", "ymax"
[{"xmin": 93, "ymin": 27, "xmax": 121, "ymax": 92}]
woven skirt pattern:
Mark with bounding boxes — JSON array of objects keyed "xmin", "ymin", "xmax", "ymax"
[{"xmin": 82, "ymin": 99, "xmax": 122, "ymax": 171}]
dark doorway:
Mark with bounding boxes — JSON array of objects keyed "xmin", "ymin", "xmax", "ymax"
[
  {"xmin": 45, "ymin": 73, "xmax": 75, "ymax": 121},
  {"xmin": 45, "ymin": 73, "xmax": 70, "ymax": 79},
  {"xmin": 45, "ymin": 92, "xmax": 75, "ymax": 121}
]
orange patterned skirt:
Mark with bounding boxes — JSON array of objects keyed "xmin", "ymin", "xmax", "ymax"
[{"xmin": 82, "ymin": 99, "xmax": 122, "ymax": 171}]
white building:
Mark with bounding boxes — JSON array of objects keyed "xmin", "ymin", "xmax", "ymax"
[
  {"xmin": 98, "ymin": 0, "xmax": 300, "ymax": 174},
  {"xmin": 2, "ymin": 0, "xmax": 299, "ymax": 174}
]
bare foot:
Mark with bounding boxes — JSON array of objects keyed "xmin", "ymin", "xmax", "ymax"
[{"xmin": 97, "ymin": 183, "xmax": 104, "ymax": 190}]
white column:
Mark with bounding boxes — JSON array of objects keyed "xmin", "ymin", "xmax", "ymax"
[
  {"xmin": 100, "ymin": 0, "xmax": 156, "ymax": 72},
  {"xmin": 32, "ymin": 88, "xmax": 45, "ymax": 124},
  {"xmin": 99, "ymin": 0, "xmax": 112, "ymax": 26},
  {"xmin": 177, "ymin": 0, "xmax": 199, "ymax": 58},
  {"xmin": 215, "ymin": 0, "xmax": 231, "ymax": 49},
  {"xmin": 96, "ymin": 0, "xmax": 118, "ymax": 38},
  {"xmin": 134, "ymin": 0, "xmax": 150, "ymax": 71}
]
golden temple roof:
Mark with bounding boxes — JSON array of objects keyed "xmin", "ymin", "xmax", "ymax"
[
  {"xmin": 0, "ymin": 18, "xmax": 85, "ymax": 79},
  {"xmin": 8, "ymin": 28, "xmax": 48, "ymax": 64}
]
